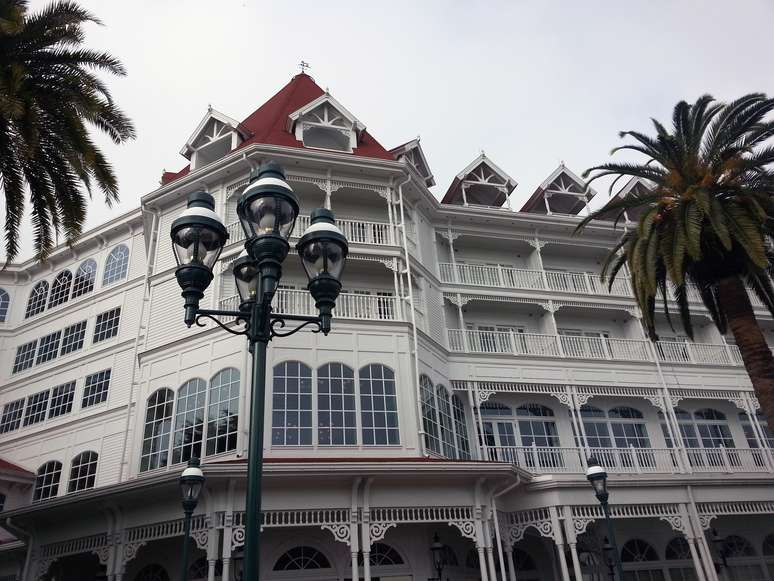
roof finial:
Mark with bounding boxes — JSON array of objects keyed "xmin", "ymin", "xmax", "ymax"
[
  {"xmin": 299, "ymin": 60, "xmax": 310, "ymax": 75},
  {"xmin": 480, "ymin": 148, "xmax": 486, "ymax": 157}
]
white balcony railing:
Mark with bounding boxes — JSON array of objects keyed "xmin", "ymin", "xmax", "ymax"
[
  {"xmin": 484, "ymin": 445, "xmax": 771, "ymax": 474},
  {"xmin": 448, "ymin": 329, "xmax": 742, "ymax": 366},
  {"xmin": 226, "ymin": 215, "xmax": 395, "ymax": 247},
  {"xmin": 220, "ymin": 289, "xmax": 399, "ymax": 321}
]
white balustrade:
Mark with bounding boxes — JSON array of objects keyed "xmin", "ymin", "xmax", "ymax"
[
  {"xmin": 546, "ymin": 271, "xmax": 592, "ymax": 294},
  {"xmin": 225, "ymin": 215, "xmax": 393, "ymax": 246},
  {"xmin": 590, "ymin": 446, "xmax": 679, "ymax": 474},
  {"xmin": 684, "ymin": 447, "xmax": 771, "ymax": 473},
  {"xmin": 484, "ymin": 445, "xmax": 584, "ymax": 473}
]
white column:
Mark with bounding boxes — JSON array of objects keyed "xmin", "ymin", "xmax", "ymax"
[
  {"xmin": 506, "ymin": 546, "xmax": 517, "ymax": 581},
  {"xmin": 457, "ymin": 298, "xmax": 469, "ymax": 352},
  {"xmin": 474, "ymin": 382, "xmax": 489, "ymax": 461},
  {"xmin": 543, "ymin": 193, "xmax": 552, "ymax": 215},
  {"xmin": 207, "ymin": 559, "xmax": 217, "ymax": 581},
  {"xmin": 475, "ymin": 517, "xmax": 490, "ymax": 581},
  {"xmin": 462, "ymin": 184, "xmax": 469, "ymax": 206},
  {"xmin": 549, "ymin": 506, "xmax": 572, "ymax": 581},
  {"xmin": 562, "ymin": 506, "xmax": 584, "ymax": 581},
  {"xmin": 447, "ymin": 226, "xmax": 459, "ymax": 283},
  {"xmin": 679, "ymin": 504, "xmax": 708, "ymax": 581},
  {"xmin": 325, "ymin": 169, "xmax": 332, "ymax": 210},
  {"xmin": 686, "ymin": 493, "xmax": 720, "ymax": 581},
  {"xmin": 468, "ymin": 387, "xmax": 484, "ymax": 461},
  {"xmin": 392, "ymin": 262, "xmax": 403, "ymax": 320}
]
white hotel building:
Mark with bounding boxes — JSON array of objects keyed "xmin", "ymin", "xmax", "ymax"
[{"xmin": 1, "ymin": 73, "xmax": 774, "ymax": 581}]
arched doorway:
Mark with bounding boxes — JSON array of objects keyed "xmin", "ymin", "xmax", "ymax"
[{"xmin": 44, "ymin": 553, "xmax": 106, "ymax": 581}]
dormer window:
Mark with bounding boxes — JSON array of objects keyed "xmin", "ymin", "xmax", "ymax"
[
  {"xmin": 441, "ymin": 153, "xmax": 517, "ymax": 209},
  {"xmin": 180, "ymin": 108, "xmax": 250, "ymax": 170},
  {"xmin": 520, "ymin": 164, "xmax": 596, "ymax": 215},
  {"xmin": 288, "ymin": 95, "xmax": 365, "ymax": 154},
  {"xmin": 390, "ymin": 139, "xmax": 435, "ymax": 187}
]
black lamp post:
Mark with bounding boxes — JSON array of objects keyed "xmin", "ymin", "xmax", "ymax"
[
  {"xmin": 602, "ymin": 537, "xmax": 616, "ymax": 580},
  {"xmin": 586, "ymin": 458, "xmax": 625, "ymax": 581},
  {"xmin": 179, "ymin": 457, "xmax": 205, "ymax": 581},
  {"xmin": 171, "ymin": 161, "xmax": 348, "ymax": 581},
  {"xmin": 430, "ymin": 532, "xmax": 444, "ymax": 581}
]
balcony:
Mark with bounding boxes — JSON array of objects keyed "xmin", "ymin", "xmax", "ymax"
[
  {"xmin": 226, "ymin": 215, "xmax": 397, "ymax": 247},
  {"xmin": 447, "ymin": 328, "xmax": 742, "ymax": 366},
  {"xmin": 220, "ymin": 288, "xmax": 400, "ymax": 321},
  {"xmin": 484, "ymin": 445, "xmax": 771, "ymax": 475}
]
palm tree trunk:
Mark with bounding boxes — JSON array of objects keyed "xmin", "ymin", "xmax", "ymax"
[{"xmin": 717, "ymin": 276, "xmax": 774, "ymax": 431}]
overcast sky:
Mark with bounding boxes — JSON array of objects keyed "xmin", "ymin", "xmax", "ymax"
[{"xmin": 13, "ymin": 0, "xmax": 774, "ymax": 259}]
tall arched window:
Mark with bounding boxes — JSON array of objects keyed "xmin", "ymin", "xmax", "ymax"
[
  {"xmin": 26, "ymin": 281, "xmax": 49, "ymax": 318},
  {"xmin": 273, "ymin": 546, "xmax": 332, "ymax": 571},
  {"xmin": 72, "ymin": 259, "xmax": 97, "ymax": 298},
  {"xmin": 665, "ymin": 537, "xmax": 692, "ymax": 560},
  {"xmin": 271, "ymin": 361, "xmax": 313, "ymax": 446},
  {"xmin": 33, "ymin": 460, "xmax": 62, "ymax": 501},
  {"xmin": 692, "ymin": 409, "xmax": 734, "ymax": 448},
  {"xmin": 451, "ymin": 394, "xmax": 471, "ymax": 460},
  {"xmin": 317, "ymin": 363, "xmax": 356, "ymax": 445},
  {"xmin": 0, "ymin": 288, "xmax": 9, "ymax": 322},
  {"xmin": 579, "ymin": 405, "xmax": 612, "ymax": 447},
  {"xmin": 723, "ymin": 534, "xmax": 764, "ymax": 580},
  {"xmin": 367, "ymin": 543, "xmax": 404, "ymax": 566},
  {"xmin": 740, "ymin": 412, "xmax": 774, "ymax": 448},
  {"xmin": 140, "ymin": 389, "xmax": 174, "ymax": 472},
  {"xmin": 608, "ymin": 406, "xmax": 651, "ymax": 448},
  {"xmin": 723, "ymin": 535, "xmax": 756, "ymax": 558},
  {"xmin": 172, "ymin": 379, "xmax": 206, "ymax": 464},
  {"xmin": 206, "ymin": 368, "xmax": 240, "ymax": 456},
  {"xmin": 420, "ymin": 375, "xmax": 440, "ymax": 454},
  {"xmin": 621, "ymin": 539, "xmax": 659, "ymax": 562},
  {"xmin": 103, "ymin": 244, "xmax": 129, "ymax": 286},
  {"xmin": 49, "ymin": 270, "xmax": 73, "ymax": 308},
  {"xmin": 516, "ymin": 404, "xmax": 559, "ymax": 447},
  {"xmin": 68, "ymin": 451, "xmax": 98, "ymax": 492},
  {"xmin": 360, "ymin": 364, "xmax": 399, "ymax": 445},
  {"xmin": 436, "ymin": 385, "xmax": 456, "ymax": 457}
]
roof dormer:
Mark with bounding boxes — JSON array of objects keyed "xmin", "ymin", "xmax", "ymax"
[
  {"xmin": 390, "ymin": 138, "xmax": 435, "ymax": 187},
  {"xmin": 181, "ymin": 108, "xmax": 250, "ymax": 170},
  {"xmin": 520, "ymin": 163, "xmax": 596, "ymax": 215},
  {"xmin": 441, "ymin": 153, "xmax": 517, "ymax": 208},
  {"xmin": 597, "ymin": 176, "xmax": 653, "ymax": 223},
  {"xmin": 287, "ymin": 93, "xmax": 365, "ymax": 153}
]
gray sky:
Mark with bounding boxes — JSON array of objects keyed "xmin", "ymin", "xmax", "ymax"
[{"xmin": 14, "ymin": 0, "xmax": 774, "ymax": 259}]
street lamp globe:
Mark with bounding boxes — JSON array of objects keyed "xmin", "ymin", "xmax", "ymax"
[
  {"xmin": 171, "ymin": 191, "xmax": 228, "ymax": 326},
  {"xmin": 585, "ymin": 457, "xmax": 609, "ymax": 503},
  {"xmin": 430, "ymin": 532, "xmax": 444, "ymax": 574},
  {"xmin": 179, "ymin": 457, "xmax": 205, "ymax": 512},
  {"xmin": 296, "ymin": 208, "xmax": 348, "ymax": 334},
  {"xmin": 232, "ymin": 250, "xmax": 260, "ymax": 308}
]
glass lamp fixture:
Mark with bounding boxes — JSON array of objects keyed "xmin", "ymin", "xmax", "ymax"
[
  {"xmin": 296, "ymin": 208, "xmax": 348, "ymax": 334},
  {"xmin": 430, "ymin": 532, "xmax": 444, "ymax": 579},
  {"xmin": 179, "ymin": 457, "xmax": 205, "ymax": 513},
  {"xmin": 585, "ymin": 457, "xmax": 609, "ymax": 503},
  {"xmin": 232, "ymin": 250, "xmax": 260, "ymax": 308},
  {"xmin": 171, "ymin": 191, "xmax": 228, "ymax": 326}
]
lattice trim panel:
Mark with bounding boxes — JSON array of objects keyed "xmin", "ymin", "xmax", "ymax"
[
  {"xmin": 369, "ymin": 506, "xmax": 473, "ymax": 524},
  {"xmin": 442, "ymin": 292, "xmax": 549, "ymax": 309},
  {"xmin": 502, "ymin": 507, "xmax": 555, "ymax": 543},
  {"xmin": 39, "ymin": 532, "xmax": 110, "ymax": 559},
  {"xmin": 229, "ymin": 508, "xmax": 351, "ymax": 528},
  {"xmin": 125, "ymin": 514, "xmax": 208, "ymax": 544}
]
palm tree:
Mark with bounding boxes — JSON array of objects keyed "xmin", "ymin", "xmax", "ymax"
[
  {"xmin": 576, "ymin": 94, "xmax": 774, "ymax": 431},
  {"xmin": 0, "ymin": 0, "xmax": 135, "ymax": 262}
]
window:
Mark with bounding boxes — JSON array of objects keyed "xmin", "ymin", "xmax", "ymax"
[
  {"xmin": 103, "ymin": 244, "xmax": 129, "ymax": 285},
  {"xmin": 271, "ymin": 362, "xmax": 313, "ymax": 446},
  {"xmin": 360, "ymin": 364, "xmax": 399, "ymax": 445},
  {"xmin": 0, "ymin": 399, "xmax": 24, "ymax": 433},
  {"xmin": 740, "ymin": 411, "xmax": 774, "ymax": 448},
  {"xmin": 134, "ymin": 564, "xmax": 170, "ymax": 581},
  {"xmin": 302, "ymin": 125, "xmax": 351, "ymax": 152},
  {"xmin": 724, "ymin": 535, "xmax": 756, "ymax": 557},
  {"xmin": 48, "ymin": 270, "xmax": 73, "ymax": 308},
  {"xmin": 451, "ymin": 394, "xmax": 471, "ymax": 459},
  {"xmin": 82, "ymin": 369, "xmax": 111, "ymax": 408},
  {"xmin": 273, "ymin": 546, "xmax": 331, "ymax": 571},
  {"xmin": 609, "ymin": 406, "xmax": 651, "ymax": 449},
  {"xmin": 579, "ymin": 405, "xmax": 613, "ymax": 448},
  {"xmin": 23, "ymin": 390, "xmax": 49, "ymax": 426},
  {"xmin": 12, "ymin": 340, "xmax": 37, "ymax": 373},
  {"xmin": 172, "ymin": 379, "xmax": 206, "ymax": 464},
  {"xmin": 60, "ymin": 321, "xmax": 87, "ymax": 355},
  {"xmin": 317, "ymin": 363, "xmax": 356, "ymax": 445},
  {"xmin": 365, "ymin": 543, "xmax": 404, "ymax": 566},
  {"xmin": 516, "ymin": 404, "xmax": 559, "ymax": 446},
  {"xmin": 49, "ymin": 382, "xmax": 76, "ymax": 418},
  {"xmin": 93, "ymin": 307, "xmax": 121, "ymax": 343},
  {"xmin": 0, "ymin": 288, "xmax": 9, "ymax": 322},
  {"xmin": 420, "ymin": 375, "xmax": 441, "ymax": 453},
  {"xmin": 665, "ymin": 537, "xmax": 692, "ymax": 560},
  {"xmin": 25, "ymin": 281, "xmax": 48, "ymax": 318},
  {"xmin": 437, "ymin": 385, "xmax": 456, "ymax": 457},
  {"xmin": 621, "ymin": 539, "xmax": 659, "ymax": 562},
  {"xmin": 33, "ymin": 460, "xmax": 62, "ymax": 501},
  {"xmin": 67, "ymin": 451, "xmax": 97, "ymax": 492},
  {"xmin": 206, "ymin": 368, "xmax": 240, "ymax": 456},
  {"xmin": 72, "ymin": 259, "xmax": 97, "ymax": 298},
  {"xmin": 140, "ymin": 389, "xmax": 174, "ymax": 472},
  {"xmin": 36, "ymin": 330, "xmax": 61, "ymax": 364}
]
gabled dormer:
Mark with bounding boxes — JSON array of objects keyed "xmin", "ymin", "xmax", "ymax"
[
  {"xmin": 180, "ymin": 108, "xmax": 251, "ymax": 170},
  {"xmin": 390, "ymin": 138, "xmax": 435, "ymax": 187},
  {"xmin": 520, "ymin": 163, "xmax": 596, "ymax": 215},
  {"xmin": 287, "ymin": 93, "xmax": 365, "ymax": 153},
  {"xmin": 441, "ymin": 153, "xmax": 517, "ymax": 208},
  {"xmin": 597, "ymin": 176, "xmax": 653, "ymax": 223}
]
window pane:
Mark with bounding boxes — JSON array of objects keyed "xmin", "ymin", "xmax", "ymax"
[
  {"xmin": 103, "ymin": 245, "xmax": 129, "ymax": 286},
  {"xmin": 48, "ymin": 270, "xmax": 73, "ymax": 308},
  {"xmin": 33, "ymin": 461, "xmax": 62, "ymax": 501},
  {"xmin": 23, "ymin": 390, "xmax": 50, "ymax": 426},
  {"xmin": 67, "ymin": 451, "xmax": 98, "ymax": 493},
  {"xmin": 360, "ymin": 364, "xmax": 399, "ymax": 447},
  {"xmin": 206, "ymin": 368, "xmax": 240, "ymax": 456},
  {"xmin": 317, "ymin": 363, "xmax": 356, "ymax": 446},
  {"xmin": 13, "ymin": 340, "xmax": 38, "ymax": 373},
  {"xmin": 172, "ymin": 379, "xmax": 207, "ymax": 464},
  {"xmin": 25, "ymin": 281, "xmax": 48, "ymax": 318},
  {"xmin": 140, "ymin": 389, "xmax": 174, "ymax": 472},
  {"xmin": 271, "ymin": 362, "xmax": 313, "ymax": 446},
  {"xmin": 93, "ymin": 307, "xmax": 121, "ymax": 343},
  {"xmin": 49, "ymin": 382, "xmax": 76, "ymax": 419},
  {"xmin": 72, "ymin": 259, "xmax": 97, "ymax": 298},
  {"xmin": 420, "ymin": 375, "xmax": 440, "ymax": 453},
  {"xmin": 60, "ymin": 321, "xmax": 87, "ymax": 355},
  {"xmin": 36, "ymin": 331, "xmax": 61, "ymax": 364},
  {"xmin": 0, "ymin": 399, "xmax": 25, "ymax": 433},
  {"xmin": 82, "ymin": 369, "xmax": 111, "ymax": 408}
]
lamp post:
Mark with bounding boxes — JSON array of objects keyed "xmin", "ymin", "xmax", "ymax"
[
  {"xmin": 179, "ymin": 457, "xmax": 205, "ymax": 581},
  {"xmin": 602, "ymin": 537, "xmax": 616, "ymax": 580},
  {"xmin": 711, "ymin": 528, "xmax": 728, "ymax": 574},
  {"xmin": 430, "ymin": 532, "xmax": 444, "ymax": 581},
  {"xmin": 171, "ymin": 161, "xmax": 348, "ymax": 581},
  {"xmin": 586, "ymin": 458, "xmax": 625, "ymax": 581}
]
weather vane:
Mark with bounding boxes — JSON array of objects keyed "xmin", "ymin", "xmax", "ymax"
[{"xmin": 299, "ymin": 61, "xmax": 310, "ymax": 74}]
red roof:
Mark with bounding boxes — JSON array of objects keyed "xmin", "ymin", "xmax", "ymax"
[
  {"xmin": 161, "ymin": 73, "xmax": 394, "ymax": 185},
  {"xmin": 0, "ymin": 458, "xmax": 34, "ymax": 478}
]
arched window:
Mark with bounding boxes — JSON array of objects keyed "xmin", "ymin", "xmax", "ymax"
[
  {"xmin": 513, "ymin": 548, "xmax": 537, "ymax": 572},
  {"xmin": 26, "ymin": 281, "xmax": 49, "ymax": 318},
  {"xmin": 608, "ymin": 406, "xmax": 651, "ymax": 449},
  {"xmin": 103, "ymin": 244, "xmax": 129, "ymax": 286},
  {"xmin": 665, "ymin": 537, "xmax": 692, "ymax": 560},
  {"xmin": 49, "ymin": 270, "xmax": 73, "ymax": 308},
  {"xmin": 72, "ymin": 259, "xmax": 97, "ymax": 298},
  {"xmin": 206, "ymin": 368, "xmax": 240, "ymax": 456},
  {"xmin": 579, "ymin": 405, "xmax": 612, "ymax": 448},
  {"xmin": 0, "ymin": 288, "xmax": 9, "ymax": 322},
  {"xmin": 437, "ymin": 385, "xmax": 455, "ymax": 457},
  {"xmin": 692, "ymin": 409, "xmax": 734, "ymax": 448},
  {"xmin": 33, "ymin": 460, "xmax": 62, "ymax": 501},
  {"xmin": 271, "ymin": 362, "xmax": 312, "ymax": 446},
  {"xmin": 420, "ymin": 375, "xmax": 440, "ymax": 454},
  {"xmin": 621, "ymin": 539, "xmax": 659, "ymax": 562},
  {"xmin": 134, "ymin": 564, "xmax": 170, "ymax": 581},
  {"xmin": 68, "ymin": 451, "xmax": 98, "ymax": 492},
  {"xmin": 140, "ymin": 389, "xmax": 174, "ymax": 472},
  {"xmin": 516, "ymin": 404, "xmax": 559, "ymax": 447},
  {"xmin": 172, "ymin": 379, "xmax": 207, "ymax": 464},
  {"xmin": 359, "ymin": 543, "xmax": 404, "ymax": 566},
  {"xmin": 360, "ymin": 364, "xmax": 399, "ymax": 446},
  {"xmin": 317, "ymin": 363, "xmax": 356, "ymax": 445},
  {"xmin": 740, "ymin": 412, "xmax": 774, "ymax": 448},
  {"xmin": 273, "ymin": 546, "xmax": 332, "ymax": 570},
  {"xmin": 451, "ymin": 394, "xmax": 471, "ymax": 459},
  {"xmin": 480, "ymin": 402, "xmax": 512, "ymax": 416},
  {"xmin": 723, "ymin": 535, "xmax": 756, "ymax": 557},
  {"xmin": 188, "ymin": 557, "xmax": 221, "ymax": 580}
]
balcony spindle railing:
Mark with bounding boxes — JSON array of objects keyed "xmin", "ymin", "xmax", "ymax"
[{"xmin": 226, "ymin": 215, "xmax": 395, "ymax": 247}]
